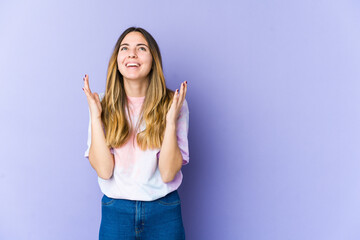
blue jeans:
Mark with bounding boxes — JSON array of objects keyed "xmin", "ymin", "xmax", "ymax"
[{"xmin": 99, "ymin": 190, "xmax": 185, "ymax": 240}]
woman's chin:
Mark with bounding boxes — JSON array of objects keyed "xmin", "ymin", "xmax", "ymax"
[{"xmin": 123, "ymin": 75, "xmax": 148, "ymax": 82}]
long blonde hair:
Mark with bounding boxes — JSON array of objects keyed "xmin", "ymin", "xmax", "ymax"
[{"xmin": 100, "ymin": 27, "xmax": 175, "ymax": 151}]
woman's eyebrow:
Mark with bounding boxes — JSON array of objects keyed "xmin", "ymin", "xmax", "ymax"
[
  {"xmin": 120, "ymin": 43, "xmax": 149, "ymax": 47},
  {"xmin": 137, "ymin": 43, "xmax": 149, "ymax": 48}
]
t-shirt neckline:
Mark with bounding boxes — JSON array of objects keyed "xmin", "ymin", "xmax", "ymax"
[{"xmin": 127, "ymin": 95, "xmax": 145, "ymax": 104}]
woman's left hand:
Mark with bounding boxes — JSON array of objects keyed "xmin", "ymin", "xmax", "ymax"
[{"xmin": 166, "ymin": 81, "xmax": 188, "ymax": 125}]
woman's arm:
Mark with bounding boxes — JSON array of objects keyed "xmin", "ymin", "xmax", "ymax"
[
  {"xmin": 83, "ymin": 74, "xmax": 114, "ymax": 180},
  {"xmin": 88, "ymin": 117, "xmax": 115, "ymax": 180},
  {"xmin": 158, "ymin": 122, "xmax": 183, "ymax": 183},
  {"xmin": 159, "ymin": 81, "xmax": 188, "ymax": 183}
]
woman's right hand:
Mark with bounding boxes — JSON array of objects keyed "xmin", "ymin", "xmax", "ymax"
[{"xmin": 83, "ymin": 74, "xmax": 102, "ymax": 120}]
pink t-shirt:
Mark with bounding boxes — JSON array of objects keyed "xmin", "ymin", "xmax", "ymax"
[{"xmin": 84, "ymin": 93, "xmax": 189, "ymax": 201}]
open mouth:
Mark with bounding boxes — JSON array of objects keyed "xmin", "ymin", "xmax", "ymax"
[{"xmin": 126, "ymin": 63, "xmax": 140, "ymax": 68}]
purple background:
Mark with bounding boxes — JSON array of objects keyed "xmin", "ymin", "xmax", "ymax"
[{"xmin": 1, "ymin": 0, "xmax": 360, "ymax": 239}]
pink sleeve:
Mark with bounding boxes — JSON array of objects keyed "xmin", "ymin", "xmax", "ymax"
[
  {"xmin": 176, "ymin": 99, "xmax": 190, "ymax": 165},
  {"xmin": 156, "ymin": 99, "xmax": 190, "ymax": 165},
  {"xmin": 84, "ymin": 93, "xmax": 115, "ymax": 158},
  {"xmin": 84, "ymin": 109, "xmax": 91, "ymax": 159}
]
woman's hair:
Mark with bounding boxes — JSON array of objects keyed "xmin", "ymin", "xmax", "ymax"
[{"xmin": 100, "ymin": 27, "xmax": 175, "ymax": 151}]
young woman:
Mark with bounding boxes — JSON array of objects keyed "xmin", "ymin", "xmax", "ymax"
[{"xmin": 82, "ymin": 27, "xmax": 189, "ymax": 239}]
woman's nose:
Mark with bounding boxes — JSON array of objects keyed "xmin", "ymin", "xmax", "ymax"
[{"xmin": 128, "ymin": 50, "xmax": 137, "ymax": 58}]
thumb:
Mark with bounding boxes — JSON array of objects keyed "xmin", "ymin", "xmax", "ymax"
[
  {"xmin": 94, "ymin": 93, "xmax": 100, "ymax": 102},
  {"xmin": 94, "ymin": 93, "xmax": 102, "ymax": 108}
]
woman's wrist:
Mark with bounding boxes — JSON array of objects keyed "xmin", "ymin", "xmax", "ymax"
[
  {"xmin": 91, "ymin": 116, "xmax": 103, "ymax": 126},
  {"xmin": 165, "ymin": 120, "xmax": 177, "ymax": 130}
]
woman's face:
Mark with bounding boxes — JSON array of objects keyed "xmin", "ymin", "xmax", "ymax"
[{"xmin": 117, "ymin": 31, "xmax": 153, "ymax": 82}]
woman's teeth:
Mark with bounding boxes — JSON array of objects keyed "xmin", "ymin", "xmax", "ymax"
[{"xmin": 126, "ymin": 63, "xmax": 139, "ymax": 67}]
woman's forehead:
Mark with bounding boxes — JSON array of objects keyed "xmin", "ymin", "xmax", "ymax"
[{"xmin": 121, "ymin": 32, "xmax": 147, "ymax": 45}]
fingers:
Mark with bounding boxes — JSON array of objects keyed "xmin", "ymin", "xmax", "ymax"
[
  {"xmin": 172, "ymin": 89, "xmax": 179, "ymax": 106},
  {"xmin": 178, "ymin": 81, "xmax": 187, "ymax": 106},
  {"xmin": 83, "ymin": 74, "xmax": 92, "ymax": 96},
  {"xmin": 94, "ymin": 92, "xmax": 99, "ymax": 101},
  {"xmin": 182, "ymin": 81, "xmax": 187, "ymax": 99},
  {"xmin": 83, "ymin": 74, "xmax": 98, "ymax": 103},
  {"xmin": 94, "ymin": 92, "xmax": 102, "ymax": 108},
  {"xmin": 171, "ymin": 81, "xmax": 187, "ymax": 112}
]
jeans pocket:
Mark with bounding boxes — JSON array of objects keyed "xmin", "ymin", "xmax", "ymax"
[
  {"xmin": 156, "ymin": 190, "xmax": 181, "ymax": 206},
  {"xmin": 101, "ymin": 194, "xmax": 115, "ymax": 206}
]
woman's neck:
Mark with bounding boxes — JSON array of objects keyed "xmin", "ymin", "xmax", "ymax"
[{"xmin": 123, "ymin": 78, "xmax": 149, "ymax": 97}]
